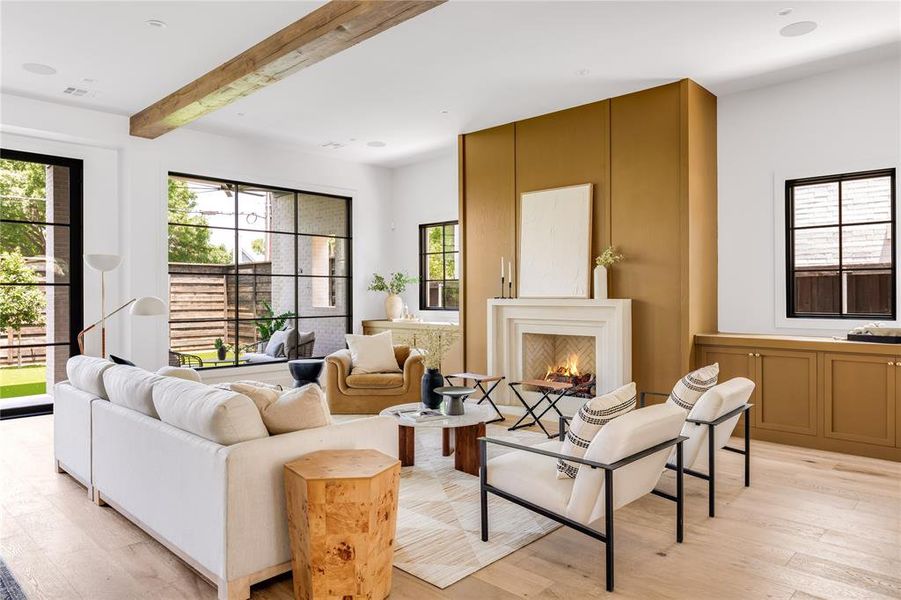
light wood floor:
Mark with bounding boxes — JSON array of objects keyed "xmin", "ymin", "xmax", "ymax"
[{"xmin": 2, "ymin": 415, "xmax": 900, "ymax": 600}]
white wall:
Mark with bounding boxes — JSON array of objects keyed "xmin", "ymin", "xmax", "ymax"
[
  {"xmin": 718, "ymin": 57, "xmax": 901, "ymax": 337},
  {"xmin": 386, "ymin": 149, "xmax": 459, "ymax": 323},
  {"xmin": 1, "ymin": 93, "xmax": 393, "ymax": 372}
]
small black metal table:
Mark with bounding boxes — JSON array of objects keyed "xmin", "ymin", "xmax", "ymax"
[
  {"xmin": 507, "ymin": 379, "xmax": 574, "ymax": 439},
  {"xmin": 444, "ymin": 372, "xmax": 505, "ymax": 423}
]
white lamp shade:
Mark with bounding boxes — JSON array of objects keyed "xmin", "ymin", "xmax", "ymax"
[
  {"xmin": 130, "ymin": 296, "xmax": 167, "ymax": 316},
  {"xmin": 84, "ymin": 254, "xmax": 121, "ymax": 272}
]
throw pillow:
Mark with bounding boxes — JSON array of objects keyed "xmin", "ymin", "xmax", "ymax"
[
  {"xmin": 265, "ymin": 329, "xmax": 289, "ymax": 358},
  {"xmin": 557, "ymin": 382, "xmax": 637, "ymax": 479},
  {"xmin": 109, "ymin": 354, "xmax": 136, "ymax": 366},
  {"xmin": 234, "ymin": 379, "xmax": 283, "ymax": 391},
  {"xmin": 667, "ymin": 363, "xmax": 719, "ymax": 411},
  {"xmin": 156, "ymin": 365, "xmax": 202, "ymax": 382},
  {"xmin": 230, "ymin": 382, "xmax": 331, "ymax": 434},
  {"xmin": 345, "ymin": 331, "xmax": 401, "ymax": 374}
]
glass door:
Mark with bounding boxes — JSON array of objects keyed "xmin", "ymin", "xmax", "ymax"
[{"xmin": 0, "ymin": 149, "xmax": 83, "ymax": 418}]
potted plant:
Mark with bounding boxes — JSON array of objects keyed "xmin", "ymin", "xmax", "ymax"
[
  {"xmin": 368, "ymin": 272, "xmax": 418, "ymax": 320},
  {"xmin": 214, "ymin": 337, "xmax": 227, "ymax": 361},
  {"xmin": 594, "ymin": 246, "xmax": 624, "ymax": 299},
  {"xmin": 417, "ymin": 327, "xmax": 460, "ymax": 409}
]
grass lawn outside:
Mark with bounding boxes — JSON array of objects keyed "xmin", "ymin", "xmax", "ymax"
[{"xmin": 0, "ymin": 364, "xmax": 47, "ymax": 399}]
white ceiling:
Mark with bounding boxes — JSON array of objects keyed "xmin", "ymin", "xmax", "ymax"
[{"xmin": 2, "ymin": 1, "xmax": 899, "ymax": 167}]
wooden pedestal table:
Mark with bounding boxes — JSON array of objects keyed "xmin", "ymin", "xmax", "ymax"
[
  {"xmin": 284, "ymin": 449, "xmax": 400, "ymax": 600},
  {"xmin": 379, "ymin": 402, "xmax": 496, "ymax": 476}
]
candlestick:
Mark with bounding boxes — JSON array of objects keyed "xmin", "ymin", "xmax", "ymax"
[
  {"xmin": 508, "ymin": 281, "xmax": 513, "ymax": 298},
  {"xmin": 501, "ymin": 275, "xmax": 506, "ymax": 299}
]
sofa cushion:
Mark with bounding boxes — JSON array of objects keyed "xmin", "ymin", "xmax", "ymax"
[
  {"xmin": 488, "ymin": 440, "xmax": 574, "ymax": 516},
  {"xmin": 667, "ymin": 363, "xmax": 719, "ymax": 411},
  {"xmin": 151, "ymin": 377, "xmax": 268, "ymax": 445},
  {"xmin": 557, "ymin": 382, "xmax": 636, "ymax": 479},
  {"xmin": 265, "ymin": 329, "xmax": 289, "ymax": 357},
  {"xmin": 228, "ymin": 382, "xmax": 331, "ymax": 434},
  {"xmin": 66, "ymin": 355, "xmax": 114, "ymax": 399},
  {"xmin": 103, "ymin": 365, "xmax": 163, "ymax": 418},
  {"xmin": 346, "ymin": 373, "xmax": 405, "ymax": 389},
  {"xmin": 156, "ymin": 365, "xmax": 202, "ymax": 382},
  {"xmin": 346, "ymin": 331, "xmax": 401, "ymax": 374}
]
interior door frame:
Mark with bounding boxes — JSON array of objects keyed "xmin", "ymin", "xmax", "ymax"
[{"xmin": 0, "ymin": 148, "xmax": 84, "ymax": 419}]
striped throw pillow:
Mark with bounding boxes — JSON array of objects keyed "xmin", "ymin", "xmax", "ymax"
[
  {"xmin": 556, "ymin": 382, "xmax": 637, "ymax": 479},
  {"xmin": 667, "ymin": 363, "xmax": 719, "ymax": 411}
]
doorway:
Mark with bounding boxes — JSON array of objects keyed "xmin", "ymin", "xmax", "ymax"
[{"xmin": 0, "ymin": 149, "xmax": 83, "ymax": 418}]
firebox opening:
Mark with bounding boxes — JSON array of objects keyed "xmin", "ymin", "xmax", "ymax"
[{"xmin": 522, "ymin": 333, "xmax": 596, "ymax": 398}]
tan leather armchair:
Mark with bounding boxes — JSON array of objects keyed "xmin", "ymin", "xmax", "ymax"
[{"xmin": 325, "ymin": 344, "xmax": 425, "ymax": 414}]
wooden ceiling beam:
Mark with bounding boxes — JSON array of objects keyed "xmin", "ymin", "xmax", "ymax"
[{"xmin": 129, "ymin": 0, "xmax": 445, "ymax": 139}]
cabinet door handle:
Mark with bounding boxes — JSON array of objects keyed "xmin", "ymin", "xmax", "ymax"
[
  {"xmin": 748, "ymin": 353, "xmax": 754, "ymax": 357},
  {"xmin": 889, "ymin": 362, "xmax": 895, "ymax": 366},
  {"xmin": 754, "ymin": 353, "xmax": 761, "ymax": 358}
]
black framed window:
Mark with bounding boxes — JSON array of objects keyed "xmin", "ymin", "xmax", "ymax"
[
  {"xmin": 167, "ymin": 173, "xmax": 351, "ymax": 369},
  {"xmin": 1, "ymin": 149, "xmax": 83, "ymax": 418},
  {"xmin": 419, "ymin": 221, "xmax": 459, "ymax": 310},
  {"xmin": 786, "ymin": 168, "xmax": 896, "ymax": 319}
]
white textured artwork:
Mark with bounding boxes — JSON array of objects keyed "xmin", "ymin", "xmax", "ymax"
[{"xmin": 519, "ymin": 183, "xmax": 592, "ymax": 298}]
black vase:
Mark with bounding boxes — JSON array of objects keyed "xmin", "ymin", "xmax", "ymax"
[{"xmin": 421, "ymin": 368, "xmax": 444, "ymax": 409}]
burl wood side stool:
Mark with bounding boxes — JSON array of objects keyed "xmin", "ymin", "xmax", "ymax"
[{"xmin": 284, "ymin": 449, "xmax": 401, "ymax": 600}]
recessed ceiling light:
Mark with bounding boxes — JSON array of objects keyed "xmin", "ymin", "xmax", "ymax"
[
  {"xmin": 367, "ymin": 141, "xmax": 386, "ymax": 148},
  {"xmin": 146, "ymin": 19, "xmax": 167, "ymax": 29},
  {"xmin": 780, "ymin": 21, "xmax": 817, "ymax": 37},
  {"xmin": 776, "ymin": 7, "xmax": 793, "ymax": 16},
  {"xmin": 576, "ymin": 68, "xmax": 591, "ymax": 77},
  {"xmin": 236, "ymin": 112, "xmax": 245, "ymax": 117},
  {"xmin": 22, "ymin": 63, "xmax": 57, "ymax": 75},
  {"xmin": 440, "ymin": 109, "xmax": 449, "ymax": 115}
]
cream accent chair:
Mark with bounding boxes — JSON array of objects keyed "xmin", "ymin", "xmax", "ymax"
[
  {"xmin": 324, "ymin": 344, "xmax": 424, "ymax": 414},
  {"xmin": 642, "ymin": 377, "xmax": 755, "ymax": 517},
  {"xmin": 480, "ymin": 403, "xmax": 688, "ymax": 592}
]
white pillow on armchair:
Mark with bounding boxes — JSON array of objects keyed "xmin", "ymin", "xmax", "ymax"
[{"xmin": 345, "ymin": 331, "xmax": 401, "ymax": 374}]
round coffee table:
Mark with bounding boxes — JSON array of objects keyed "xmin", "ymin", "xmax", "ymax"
[{"xmin": 380, "ymin": 402, "xmax": 495, "ymax": 476}]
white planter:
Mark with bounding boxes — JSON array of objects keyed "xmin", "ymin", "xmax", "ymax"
[
  {"xmin": 385, "ymin": 294, "xmax": 404, "ymax": 320},
  {"xmin": 593, "ymin": 265, "xmax": 608, "ymax": 299}
]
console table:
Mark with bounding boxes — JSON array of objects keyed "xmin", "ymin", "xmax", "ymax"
[{"xmin": 362, "ymin": 320, "xmax": 463, "ymax": 374}]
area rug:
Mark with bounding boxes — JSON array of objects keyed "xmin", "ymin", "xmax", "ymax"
[
  {"xmin": 392, "ymin": 424, "xmax": 560, "ymax": 588},
  {"xmin": 0, "ymin": 557, "xmax": 27, "ymax": 600}
]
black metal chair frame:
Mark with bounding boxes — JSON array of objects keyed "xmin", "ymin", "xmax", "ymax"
[
  {"xmin": 640, "ymin": 391, "xmax": 753, "ymax": 517},
  {"xmin": 507, "ymin": 381, "xmax": 572, "ymax": 438},
  {"xmin": 444, "ymin": 374, "xmax": 506, "ymax": 424},
  {"xmin": 479, "ymin": 430, "xmax": 687, "ymax": 592},
  {"xmin": 169, "ymin": 350, "xmax": 204, "ymax": 368}
]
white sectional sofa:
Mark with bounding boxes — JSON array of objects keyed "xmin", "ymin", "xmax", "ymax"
[{"xmin": 54, "ymin": 356, "xmax": 398, "ymax": 600}]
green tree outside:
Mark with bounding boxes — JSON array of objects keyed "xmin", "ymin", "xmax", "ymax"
[
  {"xmin": 0, "ymin": 249, "xmax": 46, "ymax": 366},
  {"xmin": 0, "ymin": 159, "xmax": 47, "ymax": 258},
  {"xmin": 168, "ymin": 178, "xmax": 233, "ymax": 264}
]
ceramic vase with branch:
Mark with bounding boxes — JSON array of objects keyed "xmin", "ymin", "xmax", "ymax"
[
  {"xmin": 593, "ymin": 246, "xmax": 624, "ymax": 299},
  {"xmin": 417, "ymin": 327, "xmax": 460, "ymax": 409},
  {"xmin": 368, "ymin": 272, "xmax": 418, "ymax": 320}
]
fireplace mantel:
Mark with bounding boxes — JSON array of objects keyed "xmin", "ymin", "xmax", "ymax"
[{"xmin": 486, "ymin": 298, "xmax": 631, "ymax": 412}]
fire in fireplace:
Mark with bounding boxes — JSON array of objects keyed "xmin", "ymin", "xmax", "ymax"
[
  {"xmin": 544, "ymin": 354, "xmax": 595, "ymax": 397},
  {"xmin": 522, "ymin": 332, "xmax": 597, "ymax": 398}
]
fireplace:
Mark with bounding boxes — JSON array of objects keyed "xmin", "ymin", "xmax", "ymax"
[
  {"xmin": 522, "ymin": 333, "xmax": 596, "ymax": 397},
  {"xmin": 486, "ymin": 298, "xmax": 631, "ymax": 413}
]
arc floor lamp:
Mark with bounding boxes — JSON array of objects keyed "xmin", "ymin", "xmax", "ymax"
[{"xmin": 79, "ymin": 254, "xmax": 166, "ymax": 356}]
